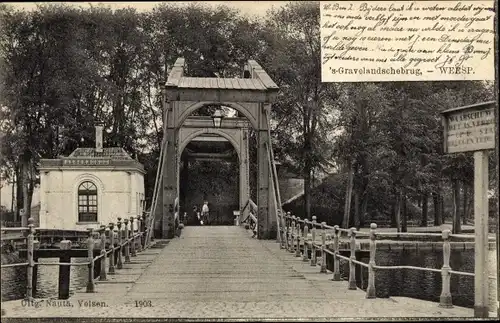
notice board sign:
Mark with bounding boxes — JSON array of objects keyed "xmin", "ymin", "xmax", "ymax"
[{"xmin": 441, "ymin": 101, "xmax": 496, "ymax": 154}]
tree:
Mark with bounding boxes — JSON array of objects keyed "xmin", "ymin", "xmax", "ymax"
[{"xmin": 261, "ymin": 1, "xmax": 338, "ymax": 220}]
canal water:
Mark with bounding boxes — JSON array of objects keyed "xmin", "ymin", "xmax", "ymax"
[
  {"xmin": 1, "ymin": 256, "xmax": 89, "ymax": 301},
  {"xmin": 1, "ymin": 248, "xmax": 498, "ymax": 312},
  {"xmin": 329, "ymin": 248, "xmax": 498, "ymax": 311}
]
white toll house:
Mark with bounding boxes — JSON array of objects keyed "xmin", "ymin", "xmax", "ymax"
[{"xmin": 38, "ymin": 126, "xmax": 146, "ymax": 230}]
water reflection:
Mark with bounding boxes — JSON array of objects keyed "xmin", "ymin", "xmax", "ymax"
[
  {"xmin": 1, "ymin": 257, "xmax": 88, "ymax": 301},
  {"xmin": 325, "ymin": 248, "xmax": 496, "ymax": 309}
]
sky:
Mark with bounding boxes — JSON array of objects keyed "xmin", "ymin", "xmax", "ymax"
[{"xmin": 3, "ymin": 1, "xmax": 288, "ymax": 17}]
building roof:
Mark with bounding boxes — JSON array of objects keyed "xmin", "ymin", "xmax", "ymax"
[
  {"xmin": 68, "ymin": 147, "xmax": 133, "ymax": 160},
  {"xmin": 177, "ymin": 77, "xmax": 267, "ymax": 90},
  {"xmin": 39, "ymin": 147, "xmax": 145, "ymax": 173}
]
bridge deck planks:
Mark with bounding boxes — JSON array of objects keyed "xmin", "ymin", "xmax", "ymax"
[{"xmin": 1, "ymin": 226, "xmax": 489, "ymax": 320}]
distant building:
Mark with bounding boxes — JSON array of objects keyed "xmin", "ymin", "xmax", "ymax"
[{"xmin": 38, "ymin": 127, "xmax": 145, "ymax": 230}]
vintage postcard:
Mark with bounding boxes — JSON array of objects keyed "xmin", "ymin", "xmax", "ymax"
[{"xmin": 0, "ymin": 1, "xmax": 498, "ymax": 322}]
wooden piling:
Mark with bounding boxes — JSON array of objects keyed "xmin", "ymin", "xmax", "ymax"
[{"xmin": 58, "ymin": 240, "xmax": 72, "ymax": 299}]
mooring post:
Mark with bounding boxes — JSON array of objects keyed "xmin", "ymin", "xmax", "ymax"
[
  {"xmin": 58, "ymin": 240, "xmax": 72, "ymax": 299},
  {"xmin": 366, "ymin": 223, "xmax": 377, "ymax": 298},
  {"xmin": 303, "ymin": 219, "xmax": 309, "ymax": 262},
  {"xmin": 25, "ymin": 218, "xmax": 35, "ymax": 300},
  {"xmin": 117, "ymin": 218, "xmax": 123, "ymax": 269},
  {"xmin": 86, "ymin": 228, "xmax": 95, "ymax": 293},
  {"xmin": 333, "ymin": 225, "xmax": 341, "ymax": 281},
  {"xmin": 310, "ymin": 216, "xmax": 317, "ymax": 266},
  {"xmin": 108, "ymin": 223, "xmax": 116, "ymax": 274},
  {"xmin": 124, "ymin": 218, "xmax": 131, "ymax": 263},
  {"xmin": 348, "ymin": 227, "xmax": 357, "ymax": 290},
  {"xmin": 130, "ymin": 216, "xmax": 137, "ymax": 257},
  {"xmin": 99, "ymin": 225, "xmax": 107, "ymax": 281},
  {"xmin": 295, "ymin": 217, "xmax": 301, "ymax": 257},
  {"xmin": 439, "ymin": 229, "xmax": 453, "ymax": 308},
  {"xmin": 320, "ymin": 222, "xmax": 327, "ymax": 273}
]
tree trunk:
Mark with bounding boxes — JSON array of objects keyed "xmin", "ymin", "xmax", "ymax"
[
  {"xmin": 353, "ymin": 190, "xmax": 360, "ymax": 230},
  {"xmin": 452, "ymin": 179, "xmax": 461, "ymax": 234},
  {"xmin": 394, "ymin": 191, "xmax": 402, "ymax": 232},
  {"xmin": 11, "ymin": 174, "xmax": 15, "ymax": 213},
  {"xmin": 343, "ymin": 162, "xmax": 354, "ymax": 229},
  {"xmin": 421, "ymin": 193, "xmax": 428, "ymax": 227},
  {"xmin": 440, "ymin": 194, "xmax": 445, "ymax": 224},
  {"xmin": 304, "ymin": 168, "xmax": 311, "ymax": 220},
  {"xmin": 462, "ymin": 184, "xmax": 469, "ymax": 225},
  {"xmin": 16, "ymin": 164, "xmax": 23, "ymax": 223},
  {"xmin": 402, "ymin": 193, "xmax": 408, "ymax": 232},
  {"xmin": 432, "ymin": 191, "xmax": 442, "ymax": 226},
  {"xmin": 390, "ymin": 203, "xmax": 397, "ymax": 227},
  {"xmin": 360, "ymin": 193, "xmax": 368, "ymax": 228}
]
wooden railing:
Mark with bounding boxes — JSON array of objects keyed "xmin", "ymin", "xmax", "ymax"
[
  {"xmin": 279, "ymin": 212, "xmax": 497, "ymax": 315},
  {"xmin": 1, "ymin": 213, "xmax": 156, "ymax": 300}
]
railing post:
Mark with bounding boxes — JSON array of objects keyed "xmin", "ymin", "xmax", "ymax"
[
  {"xmin": 124, "ymin": 218, "xmax": 131, "ymax": 263},
  {"xmin": 290, "ymin": 215, "xmax": 296, "ymax": 253},
  {"xmin": 348, "ymin": 227, "xmax": 357, "ymax": 290},
  {"xmin": 320, "ymin": 222, "xmax": 327, "ymax": 273},
  {"xmin": 303, "ymin": 219, "xmax": 309, "ymax": 262},
  {"xmin": 278, "ymin": 212, "xmax": 284, "ymax": 249},
  {"xmin": 310, "ymin": 216, "xmax": 317, "ymax": 266},
  {"xmin": 99, "ymin": 225, "xmax": 107, "ymax": 281},
  {"xmin": 108, "ymin": 223, "xmax": 115, "ymax": 274},
  {"xmin": 366, "ymin": 223, "xmax": 377, "ymax": 298},
  {"xmin": 117, "ymin": 218, "xmax": 123, "ymax": 269},
  {"xmin": 25, "ymin": 218, "xmax": 35, "ymax": 300},
  {"xmin": 333, "ymin": 225, "xmax": 341, "ymax": 281},
  {"xmin": 295, "ymin": 218, "xmax": 301, "ymax": 257},
  {"xmin": 86, "ymin": 228, "xmax": 95, "ymax": 293},
  {"xmin": 137, "ymin": 215, "xmax": 143, "ymax": 251},
  {"xmin": 286, "ymin": 212, "xmax": 292, "ymax": 251},
  {"xmin": 130, "ymin": 216, "xmax": 137, "ymax": 257},
  {"xmin": 439, "ymin": 229, "xmax": 453, "ymax": 308}
]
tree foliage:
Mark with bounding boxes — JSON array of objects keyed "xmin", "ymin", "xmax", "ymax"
[{"xmin": 0, "ymin": 3, "xmax": 495, "ymax": 229}]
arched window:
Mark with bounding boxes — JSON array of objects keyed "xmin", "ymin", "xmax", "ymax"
[{"xmin": 78, "ymin": 181, "xmax": 98, "ymax": 222}]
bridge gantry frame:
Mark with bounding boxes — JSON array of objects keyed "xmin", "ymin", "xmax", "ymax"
[{"xmin": 148, "ymin": 58, "xmax": 281, "ymax": 240}]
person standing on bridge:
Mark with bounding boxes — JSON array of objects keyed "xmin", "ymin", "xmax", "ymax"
[{"xmin": 202, "ymin": 201, "xmax": 209, "ymax": 225}]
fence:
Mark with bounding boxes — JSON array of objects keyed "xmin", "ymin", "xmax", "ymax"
[
  {"xmin": 1, "ymin": 213, "xmax": 155, "ymax": 300},
  {"xmin": 279, "ymin": 212, "xmax": 497, "ymax": 317}
]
